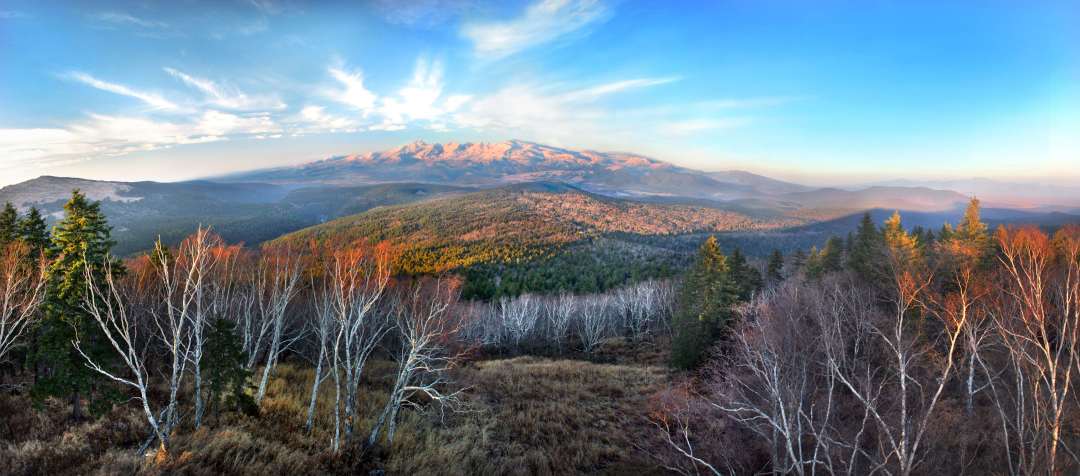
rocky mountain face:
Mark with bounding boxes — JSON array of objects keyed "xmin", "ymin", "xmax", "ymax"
[{"xmin": 220, "ymin": 139, "xmax": 808, "ymax": 201}]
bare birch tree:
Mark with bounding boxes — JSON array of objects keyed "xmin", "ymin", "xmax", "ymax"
[
  {"xmin": 147, "ymin": 239, "xmax": 193, "ymax": 439},
  {"xmin": 459, "ymin": 300, "xmax": 501, "ymax": 348},
  {"xmin": 305, "ymin": 273, "xmax": 336, "ymax": 435},
  {"xmin": 618, "ymin": 280, "xmax": 660, "ymax": 340},
  {"xmin": 172, "ymin": 227, "xmax": 224, "ymax": 428},
  {"xmin": 500, "ymin": 293, "xmax": 539, "ymax": 350},
  {"xmin": 369, "ymin": 277, "xmax": 466, "ymax": 446},
  {"xmin": 988, "ymin": 225, "xmax": 1080, "ymax": 474},
  {"xmin": 711, "ymin": 281, "xmax": 838, "ymax": 475},
  {"xmin": 578, "ymin": 294, "xmax": 611, "ymax": 353},
  {"xmin": 826, "ymin": 261, "xmax": 967, "ymax": 475},
  {"xmin": 319, "ymin": 242, "xmax": 394, "ymax": 447},
  {"xmin": 253, "ymin": 246, "xmax": 304, "ymax": 404},
  {"xmin": 0, "ymin": 241, "xmax": 47, "ymax": 364},
  {"xmin": 76, "ymin": 258, "xmax": 172, "ymax": 456},
  {"xmin": 545, "ymin": 292, "xmax": 575, "ymax": 351}
]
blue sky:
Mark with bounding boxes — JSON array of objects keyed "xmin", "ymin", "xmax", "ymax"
[{"xmin": 0, "ymin": 0, "xmax": 1077, "ymax": 187}]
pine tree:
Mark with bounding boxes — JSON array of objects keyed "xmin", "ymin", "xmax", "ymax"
[
  {"xmin": 18, "ymin": 207, "xmax": 50, "ymax": 258},
  {"xmin": 766, "ymin": 249, "xmax": 784, "ymax": 283},
  {"xmin": 728, "ymin": 248, "xmax": 762, "ymax": 300},
  {"xmin": 671, "ymin": 236, "xmax": 738, "ymax": 369},
  {"xmin": 805, "ymin": 246, "xmax": 824, "ymax": 279},
  {"xmin": 791, "ymin": 249, "xmax": 807, "ymax": 269},
  {"xmin": 939, "ymin": 222, "xmax": 955, "ymax": 242},
  {"xmin": 0, "ymin": 202, "xmax": 18, "ymax": 245},
  {"xmin": 31, "ymin": 190, "xmax": 121, "ymax": 420},
  {"xmin": 821, "ymin": 236, "xmax": 845, "ymax": 273},
  {"xmin": 203, "ymin": 318, "xmax": 257, "ymax": 417},
  {"xmin": 847, "ymin": 211, "xmax": 882, "ymax": 280}
]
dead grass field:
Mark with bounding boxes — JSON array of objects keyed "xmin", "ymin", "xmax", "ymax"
[{"xmin": 0, "ymin": 337, "xmax": 675, "ymax": 475}]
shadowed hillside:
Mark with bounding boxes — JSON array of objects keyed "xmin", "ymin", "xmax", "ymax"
[{"xmin": 0, "ymin": 177, "xmax": 469, "ymax": 255}]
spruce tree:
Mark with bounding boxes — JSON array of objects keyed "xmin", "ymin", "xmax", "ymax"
[
  {"xmin": 821, "ymin": 236, "xmax": 845, "ymax": 273},
  {"xmin": 847, "ymin": 211, "xmax": 882, "ymax": 280},
  {"xmin": 671, "ymin": 236, "xmax": 738, "ymax": 369},
  {"xmin": 204, "ymin": 318, "xmax": 257, "ymax": 417},
  {"xmin": 0, "ymin": 202, "xmax": 18, "ymax": 245},
  {"xmin": 805, "ymin": 246, "xmax": 824, "ymax": 279},
  {"xmin": 18, "ymin": 207, "xmax": 50, "ymax": 258},
  {"xmin": 728, "ymin": 248, "xmax": 762, "ymax": 300},
  {"xmin": 791, "ymin": 249, "xmax": 807, "ymax": 269},
  {"xmin": 766, "ymin": 249, "xmax": 784, "ymax": 283},
  {"xmin": 31, "ymin": 190, "xmax": 121, "ymax": 420}
]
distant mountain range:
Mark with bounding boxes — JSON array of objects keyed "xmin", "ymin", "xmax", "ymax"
[
  {"xmin": 866, "ymin": 178, "xmax": 1080, "ymax": 212},
  {"xmin": 219, "ymin": 139, "xmax": 816, "ymax": 201},
  {"xmin": 1, "ymin": 140, "xmax": 1076, "ymax": 257},
  {"xmin": 218, "ymin": 139, "xmax": 985, "ymax": 211},
  {"xmin": 0, "ymin": 176, "xmax": 465, "ymax": 254}
]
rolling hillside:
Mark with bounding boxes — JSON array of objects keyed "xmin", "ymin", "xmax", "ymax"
[
  {"xmin": 273, "ymin": 182, "xmax": 804, "ymax": 297},
  {"xmin": 0, "ymin": 177, "xmax": 468, "ymax": 255}
]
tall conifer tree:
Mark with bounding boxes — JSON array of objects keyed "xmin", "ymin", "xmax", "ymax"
[
  {"xmin": 671, "ymin": 236, "xmax": 738, "ymax": 369},
  {"xmin": 766, "ymin": 249, "xmax": 785, "ymax": 283},
  {"xmin": 0, "ymin": 202, "xmax": 18, "ymax": 245},
  {"xmin": 848, "ymin": 211, "xmax": 882, "ymax": 280},
  {"xmin": 31, "ymin": 190, "xmax": 121, "ymax": 419},
  {"xmin": 18, "ymin": 206, "xmax": 50, "ymax": 258},
  {"xmin": 821, "ymin": 236, "xmax": 845, "ymax": 273}
]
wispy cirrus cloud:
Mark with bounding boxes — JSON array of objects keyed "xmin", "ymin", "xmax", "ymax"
[
  {"xmin": 462, "ymin": 0, "xmax": 610, "ymax": 59},
  {"xmin": 65, "ymin": 72, "xmax": 179, "ymax": 110},
  {"xmin": 91, "ymin": 11, "xmax": 169, "ymax": 29},
  {"xmin": 561, "ymin": 77, "xmax": 681, "ymax": 102},
  {"xmin": 308, "ymin": 58, "xmax": 688, "ymax": 141},
  {"xmin": 451, "ymin": 76, "xmax": 676, "ymax": 142},
  {"xmin": 0, "ymin": 110, "xmax": 284, "ymax": 173},
  {"xmin": 164, "ymin": 67, "xmax": 286, "ymax": 110}
]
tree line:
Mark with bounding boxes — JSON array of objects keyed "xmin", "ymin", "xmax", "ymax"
[
  {"xmin": 652, "ymin": 198, "xmax": 1080, "ymax": 475},
  {"xmin": 0, "ymin": 192, "xmax": 473, "ymax": 458}
]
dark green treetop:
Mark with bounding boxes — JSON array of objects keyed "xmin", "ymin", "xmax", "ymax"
[{"xmin": 31, "ymin": 190, "xmax": 122, "ymax": 419}]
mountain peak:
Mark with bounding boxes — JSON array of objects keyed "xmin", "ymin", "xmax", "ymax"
[{"xmin": 221, "ymin": 139, "xmax": 817, "ymax": 202}]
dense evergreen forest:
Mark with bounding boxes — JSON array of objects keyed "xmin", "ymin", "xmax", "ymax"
[{"xmin": 1, "ymin": 192, "xmax": 1078, "ymax": 475}]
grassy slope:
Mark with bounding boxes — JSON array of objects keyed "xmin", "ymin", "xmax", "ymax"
[{"xmin": 1, "ymin": 339, "xmax": 673, "ymax": 475}]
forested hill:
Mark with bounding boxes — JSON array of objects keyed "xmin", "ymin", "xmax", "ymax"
[
  {"xmin": 272, "ymin": 182, "xmax": 804, "ymax": 297},
  {"xmin": 0, "ymin": 177, "xmax": 469, "ymax": 255}
]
